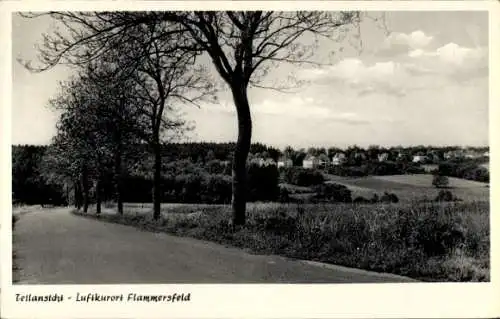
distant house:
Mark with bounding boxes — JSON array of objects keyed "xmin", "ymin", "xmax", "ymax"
[
  {"xmin": 318, "ymin": 154, "xmax": 330, "ymax": 169},
  {"xmin": 422, "ymin": 164, "xmax": 438, "ymax": 173},
  {"xmin": 412, "ymin": 155, "xmax": 427, "ymax": 163},
  {"xmin": 277, "ymin": 157, "xmax": 293, "ymax": 168},
  {"xmin": 331, "ymin": 152, "xmax": 347, "ymax": 166},
  {"xmin": 250, "ymin": 157, "xmax": 276, "ymax": 167},
  {"xmin": 378, "ymin": 152, "xmax": 389, "ymax": 162},
  {"xmin": 444, "ymin": 151, "xmax": 454, "ymax": 160},
  {"xmin": 303, "ymin": 155, "xmax": 319, "ymax": 169},
  {"xmin": 262, "ymin": 158, "xmax": 277, "ymax": 166},
  {"xmin": 464, "ymin": 150, "xmax": 484, "ymax": 159},
  {"xmin": 429, "ymin": 152, "xmax": 441, "ymax": 163},
  {"xmin": 454, "ymin": 150, "xmax": 466, "ymax": 159},
  {"xmin": 396, "ymin": 152, "xmax": 408, "ymax": 161},
  {"xmin": 353, "ymin": 152, "xmax": 366, "ymax": 161}
]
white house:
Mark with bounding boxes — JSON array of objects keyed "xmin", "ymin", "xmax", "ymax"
[
  {"xmin": 353, "ymin": 152, "xmax": 366, "ymax": 161},
  {"xmin": 378, "ymin": 152, "xmax": 389, "ymax": 162},
  {"xmin": 303, "ymin": 155, "xmax": 319, "ymax": 169},
  {"xmin": 331, "ymin": 152, "xmax": 347, "ymax": 166},
  {"xmin": 317, "ymin": 154, "xmax": 330, "ymax": 169},
  {"xmin": 250, "ymin": 157, "xmax": 276, "ymax": 167},
  {"xmin": 412, "ymin": 155, "xmax": 427, "ymax": 163},
  {"xmin": 277, "ymin": 158, "xmax": 293, "ymax": 168}
]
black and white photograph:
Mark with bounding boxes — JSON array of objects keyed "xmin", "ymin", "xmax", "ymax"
[{"xmin": 1, "ymin": 1, "xmax": 499, "ymax": 318}]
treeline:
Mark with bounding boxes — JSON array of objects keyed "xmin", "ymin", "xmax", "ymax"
[
  {"xmin": 12, "ymin": 142, "xmax": 490, "ymax": 207},
  {"xmin": 12, "ymin": 145, "xmax": 66, "ymax": 205},
  {"xmin": 327, "ymin": 161, "xmax": 426, "ymax": 177},
  {"xmin": 436, "ymin": 161, "xmax": 489, "ymax": 183},
  {"xmin": 12, "ymin": 143, "xmax": 280, "ymax": 206}
]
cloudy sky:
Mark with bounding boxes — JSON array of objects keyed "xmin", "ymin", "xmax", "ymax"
[{"xmin": 12, "ymin": 11, "xmax": 489, "ymax": 149}]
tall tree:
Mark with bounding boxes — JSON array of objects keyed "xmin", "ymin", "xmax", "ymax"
[{"xmin": 21, "ymin": 11, "xmax": 360, "ymax": 225}]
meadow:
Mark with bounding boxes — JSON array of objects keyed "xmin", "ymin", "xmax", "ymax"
[
  {"xmin": 77, "ymin": 199, "xmax": 490, "ymax": 282},
  {"xmin": 320, "ymin": 174, "xmax": 489, "ymax": 203}
]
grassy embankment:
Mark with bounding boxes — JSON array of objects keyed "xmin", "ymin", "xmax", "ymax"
[{"xmin": 73, "ymin": 199, "xmax": 490, "ymax": 282}]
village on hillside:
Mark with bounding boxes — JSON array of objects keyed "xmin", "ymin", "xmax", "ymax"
[{"xmin": 249, "ymin": 146, "xmax": 490, "ymax": 171}]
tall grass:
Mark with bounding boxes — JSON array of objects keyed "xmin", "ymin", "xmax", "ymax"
[
  {"xmin": 12, "ymin": 215, "xmax": 20, "ymax": 283},
  {"xmin": 74, "ymin": 200, "xmax": 489, "ymax": 282}
]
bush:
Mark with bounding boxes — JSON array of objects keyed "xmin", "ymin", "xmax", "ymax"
[
  {"xmin": 206, "ymin": 159, "xmax": 231, "ymax": 175},
  {"xmin": 353, "ymin": 196, "xmax": 371, "ymax": 204},
  {"xmin": 438, "ymin": 161, "xmax": 489, "ymax": 183},
  {"xmin": 247, "ymin": 163, "xmax": 280, "ymax": 202},
  {"xmin": 121, "ymin": 175, "xmax": 152, "ymax": 203},
  {"xmin": 253, "ymin": 210, "xmax": 298, "ymax": 235},
  {"xmin": 279, "ymin": 188, "xmax": 290, "ymax": 203},
  {"xmin": 313, "ymin": 183, "xmax": 352, "ymax": 203},
  {"xmin": 164, "ymin": 173, "xmax": 232, "ymax": 204},
  {"xmin": 328, "ymin": 161, "xmax": 425, "ymax": 177},
  {"xmin": 370, "ymin": 193, "xmax": 379, "ymax": 203},
  {"xmin": 435, "ymin": 190, "xmax": 460, "ymax": 202},
  {"xmin": 282, "ymin": 167, "xmax": 324, "ymax": 186},
  {"xmin": 380, "ymin": 192, "xmax": 399, "ymax": 203},
  {"xmin": 432, "ymin": 174, "xmax": 449, "ymax": 188}
]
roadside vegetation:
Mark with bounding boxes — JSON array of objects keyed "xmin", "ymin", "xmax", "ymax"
[
  {"xmin": 12, "ymin": 214, "xmax": 20, "ymax": 283},
  {"xmin": 73, "ymin": 200, "xmax": 489, "ymax": 282}
]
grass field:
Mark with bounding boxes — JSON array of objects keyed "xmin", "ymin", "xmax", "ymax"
[
  {"xmin": 79, "ymin": 199, "xmax": 489, "ymax": 282},
  {"xmin": 374, "ymin": 174, "xmax": 488, "ymax": 188},
  {"xmin": 323, "ymin": 174, "xmax": 489, "ymax": 202}
]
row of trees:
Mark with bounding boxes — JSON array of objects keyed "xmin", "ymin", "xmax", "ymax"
[
  {"xmin": 23, "ymin": 11, "xmax": 363, "ymax": 225},
  {"xmin": 12, "ymin": 144, "xmax": 281, "ymax": 206}
]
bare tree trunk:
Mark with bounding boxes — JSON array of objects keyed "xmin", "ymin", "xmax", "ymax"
[
  {"xmin": 230, "ymin": 82, "xmax": 252, "ymax": 226},
  {"xmin": 115, "ymin": 133, "xmax": 124, "ymax": 215},
  {"xmin": 82, "ymin": 165, "xmax": 89, "ymax": 213},
  {"xmin": 96, "ymin": 178, "xmax": 101, "ymax": 216},
  {"xmin": 74, "ymin": 181, "xmax": 82, "ymax": 209},
  {"xmin": 152, "ymin": 134, "xmax": 162, "ymax": 220}
]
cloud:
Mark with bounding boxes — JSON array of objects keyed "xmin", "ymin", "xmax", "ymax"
[
  {"xmin": 409, "ymin": 42, "xmax": 486, "ymax": 65},
  {"xmin": 244, "ymin": 96, "xmax": 380, "ymax": 126},
  {"xmin": 388, "ymin": 30, "xmax": 434, "ymax": 49},
  {"xmin": 300, "ymin": 58, "xmax": 411, "ymax": 97},
  {"xmin": 407, "ymin": 42, "xmax": 488, "ymax": 81},
  {"xmin": 377, "ymin": 30, "xmax": 434, "ymax": 57},
  {"xmin": 299, "ymin": 39, "xmax": 488, "ymax": 97}
]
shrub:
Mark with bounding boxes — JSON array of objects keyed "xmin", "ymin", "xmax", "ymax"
[
  {"xmin": 253, "ymin": 210, "xmax": 298, "ymax": 235},
  {"xmin": 203, "ymin": 174, "xmax": 232, "ymax": 204},
  {"xmin": 435, "ymin": 190, "xmax": 460, "ymax": 202},
  {"xmin": 328, "ymin": 162, "xmax": 425, "ymax": 177},
  {"xmin": 328, "ymin": 165, "xmax": 368, "ymax": 177},
  {"xmin": 380, "ymin": 192, "xmax": 399, "ymax": 203},
  {"xmin": 353, "ymin": 196, "xmax": 370, "ymax": 204},
  {"xmin": 206, "ymin": 159, "xmax": 231, "ymax": 175},
  {"xmin": 438, "ymin": 161, "xmax": 489, "ymax": 183},
  {"xmin": 121, "ymin": 175, "xmax": 152, "ymax": 203},
  {"xmin": 282, "ymin": 167, "xmax": 324, "ymax": 187},
  {"xmin": 12, "ymin": 215, "xmax": 19, "ymax": 229},
  {"xmin": 313, "ymin": 183, "xmax": 352, "ymax": 203},
  {"xmin": 164, "ymin": 173, "xmax": 232, "ymax": 204},
  {"xmin": 432, "ymin": 174, "xmax": 449, "ymax": 188},
  {"xmin": 247, "ymin": 163, "xmax": 280, "ymax": 202},
  {"xmin": 279, "ymin": 188, "xmax": 290, "ymax": 203}
]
